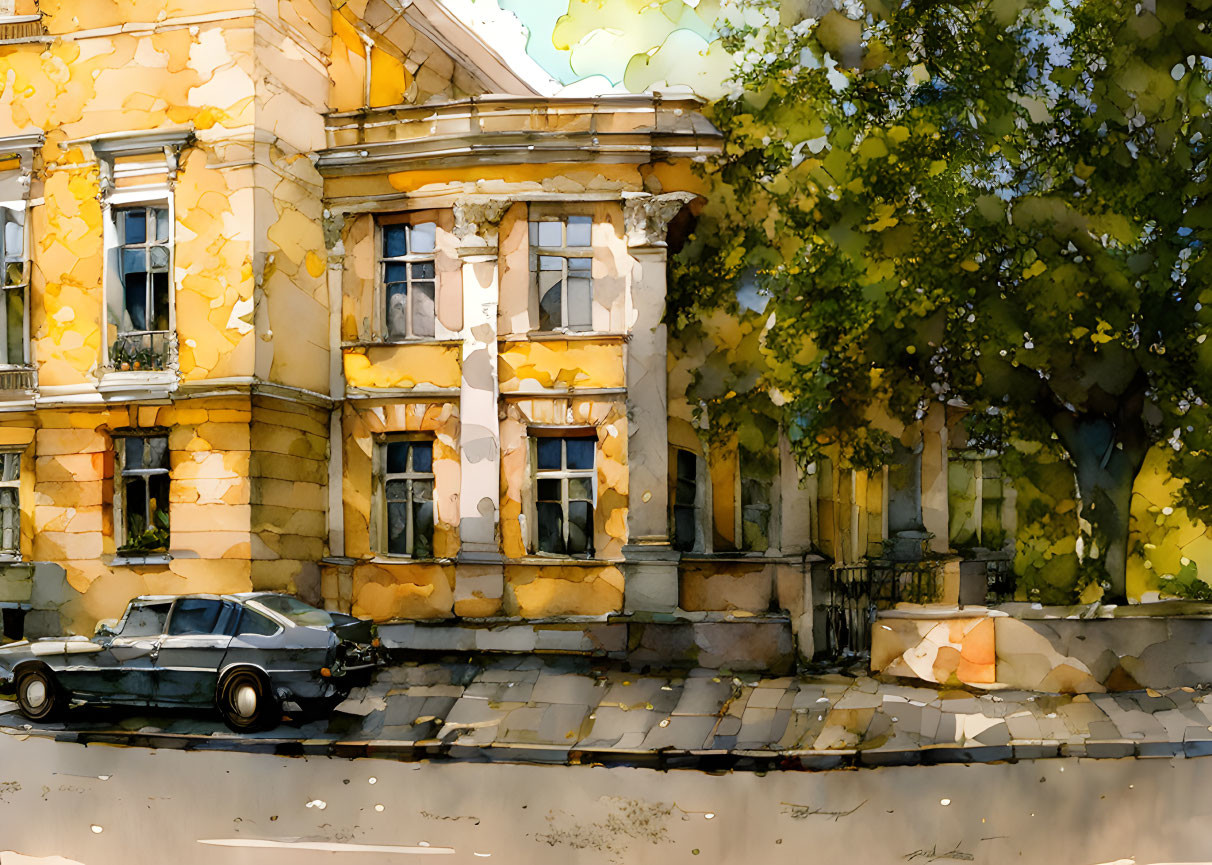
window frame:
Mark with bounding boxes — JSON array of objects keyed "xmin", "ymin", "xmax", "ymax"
[
  {"xmin": 0, "ymin": 206, "xmax": 28, "ymax": 368},
  {"xmin": 528, "ymin": 213, "xmax": 594, "ymax": 333},
  {"xmin": 113, "ymin": 431, "xmax": 171, "ymax": 555},
  {"xmin": 373, "ymin": 433, "xmax": 436, "ymax": 560},
  {"xmin": 377, "ymin": 215, "xmax": 438, "ymax": 342},
  {"xmin": 114, "ymin": 205, "xmax": 172, "ymax": 337},
  {"xmin": 0, "ymin": 449, "xmax": 20, "ymax": 560},
  {"xmin": 670, "ymin": 446, "xmax": 704, "ymax": 553},
  {"xmin": 947, "ymin": 448, "xmax": 1013, "ymax": 554},
  {"xmin": 530, "ymin": 431, "xmax": 597, "ymax": 559}
]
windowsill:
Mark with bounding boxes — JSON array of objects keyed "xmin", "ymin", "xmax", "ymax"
[
  {"xmin": 0, "ymin": 555, "xmax": 23, "ymax": 566},
  {"xmin": 111, "ymin": 553, "xmax": 171, "ymax": 566},
  {"xmin": 343, "ymin": 338, "xmax": 462, "ymax": 349},
  {"xmin": 367, "ymin": 555, "xmax": 454, "ymax": 566},
  {"xmin": 98, "ymin": 368, "xmax": 177, "ymax": 394},
  {"xmin": 514, "ymin": 556, "xmax": 611, "ymax": 567},
  {"xmin": 0, "ymin": 15, "xmax": 42, "ymax": 24},
  {"xmin": 499, "ymin": 331, "xmax": 628, "ymax": 343}
]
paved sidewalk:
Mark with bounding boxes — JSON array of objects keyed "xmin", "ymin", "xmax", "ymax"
[{"xmin": 5, "ymin": 656, "xmax": 1212, "ymax": 767}]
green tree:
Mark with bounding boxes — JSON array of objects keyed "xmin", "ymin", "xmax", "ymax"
[{"xmin": 672, "ymin": 0, "xmax": 1212, "ymax": 602}]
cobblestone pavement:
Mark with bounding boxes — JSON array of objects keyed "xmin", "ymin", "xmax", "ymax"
[{"xmin": 6, "ymin": 655, "xmax": 1212, "ymax": 766}]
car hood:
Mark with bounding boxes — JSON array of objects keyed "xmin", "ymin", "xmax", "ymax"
[{"xmin": 328, "ymin": 613, "xmax": 374, "ymax": 644}]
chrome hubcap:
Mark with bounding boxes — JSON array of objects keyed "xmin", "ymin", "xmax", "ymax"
[
  {"xmin": 23, "ymin": 680, "xmax": 46, "ymax": 709},
  {"xmin": 234, "ymin": 684, "xmax": 258, "ymax": 718}
]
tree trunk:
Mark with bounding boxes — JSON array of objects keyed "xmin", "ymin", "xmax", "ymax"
[{"xmin": 1054, "ymin": 414, "xmax": 1148, "ymax": 604}]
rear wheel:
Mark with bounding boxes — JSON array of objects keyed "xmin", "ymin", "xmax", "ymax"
[
  {"xmin": 217, "ymin": 668, "xmax": 279, "ymax": 733},
  {"xmin": 15, "ymin": 666, "xmax": 65, "ymax": 722}
]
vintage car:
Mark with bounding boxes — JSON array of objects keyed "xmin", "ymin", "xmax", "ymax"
[{"xmin": 0, "ymin": 592, "xmax": 379, "ymax": 732}]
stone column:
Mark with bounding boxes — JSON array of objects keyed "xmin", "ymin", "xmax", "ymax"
[
  {"xmin": 452, "ymin": 198, "xmax": 511, "ymax": 617},
  {"xmin": 621, "ymin": 192, "xmax": 695, "ymax": 615}
]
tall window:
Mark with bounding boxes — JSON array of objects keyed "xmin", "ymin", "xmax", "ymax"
[
  {"xmin": 948, "ymin": 451, "xmax": 1008, "ymax": 552},
  {"xmin": 381, "ymin": 221, "xmax": 436, "ymax": 340},
  {"xmin": 740, "ymin": 473, "xmax": 772, "ymax": 552},
  {"xmin": 116, "ymin": 434, "xmax": 170, "ymax": 553},
  {"xmin": 0, "ymin": 209, "xmax": 25, "ymax": 366},
  {"xmin": 530, "ymin": 215, "xmax": 592, "ymax": 332},
  {"xmin": 381, "ymin": 438, "xmax": 434, "ymax": 558},
  {"xmin": 535, "ymin": 436, "xmax": 595, "ymax": 556},
  {"xmin": 671, "ymin": 448, "xmax": 700, "ymax": 552},
  {"xmin": 113, "ymin": 206, "xmax": 171, "ymax": 370},
  {"xmin": 0, "ymin": 452, "xmax": 18, "ymax": 558}
]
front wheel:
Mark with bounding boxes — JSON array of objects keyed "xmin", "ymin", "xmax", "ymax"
[
  {"xmin": 217, "ymin": 668, "xmax": 279, "ymax": 733},
  {"xmin": 15, "ymin": 666, "xmax": 66, "ymax": 722}
]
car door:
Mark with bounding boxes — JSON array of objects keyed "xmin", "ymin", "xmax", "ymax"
[
  {"xmin": 152, "ymin": 598, "xmax": 239, "ymax": 705},
  {"xmin": 59, "ymin": 601, "xmax": 169, "ymax": 703}
]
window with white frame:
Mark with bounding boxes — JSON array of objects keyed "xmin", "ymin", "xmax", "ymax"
[
  {"xmin": 379, "ymin": 437, "xmax": 434, "ymax": 558},
  {"xmin": 380, "ymin": 220, "xmax": 436, "ymax": 340},
  {"xmin": 530, "ymin": 215, "xmax": 592, "ymax": 332},
  {"xmin": 0, "ymin": 452, "xmax": 19, "ymax": 557},
  {"xmin": 534, "ymin": 435, "xmax": 595, "ymax": 556},
  {"xmin": 0, "ymin": 207, "xmax": 26, "ymax": 367},
  {"xmin": 116, "ymin": 434, "xmax": 170, "ymax": 554},
  {"xmin": 110, "ymin": 206, "xmax": 171, "ymax": 370},
  {"xmin": 948, "ymin": 451, "xmax": 1011, "ymax": 552},
  {"xmin": 671, "ymin": 448, "xmax": 701, "ymax": 552}
]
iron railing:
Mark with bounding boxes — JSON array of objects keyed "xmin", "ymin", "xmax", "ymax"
[
  {"xmin": 983, "ymin": 557, "xmax": 1016, "ymax": 604},
  {"xmin": 825, "ymin": 559, "xmax": 944, "ymax": 656},
  {"xmin": 0, "ymin": 367, "xmax": 35, "ymax": 395},
  {"xmin": 108, "ymin": 330, "xmax": 174, "ymax": 372}
]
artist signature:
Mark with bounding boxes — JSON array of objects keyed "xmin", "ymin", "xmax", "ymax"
[{"xmin": 903, "ymin": 843, "xmax": 974, "ymax": 862}]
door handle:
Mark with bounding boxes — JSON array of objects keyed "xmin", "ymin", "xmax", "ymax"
[{"xmin": 150, "ymin": 646, "xmax": 159, "ymax": 660}]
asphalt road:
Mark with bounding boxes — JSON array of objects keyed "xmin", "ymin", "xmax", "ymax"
[{"xmin": 0, "ymin": 732, "xmax": 1210, "ymax": 865}]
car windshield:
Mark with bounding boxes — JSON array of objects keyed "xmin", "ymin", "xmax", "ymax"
[{"xmin": 252, "ymin": 595, "xmax": 333, "ymax": 628}]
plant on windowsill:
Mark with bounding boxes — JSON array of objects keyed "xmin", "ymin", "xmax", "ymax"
[
  {"xmin": 119, "ymin": 507, "xmax": 170, "ymax": 554},
  {"xmin": 108, "ymin": 339, "xmax": 165, "ymax": 372}
]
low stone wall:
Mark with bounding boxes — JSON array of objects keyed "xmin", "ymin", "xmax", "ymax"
[{"xmin": 872, "ymin": 602, "xmax": 1212, "ymax": 692}]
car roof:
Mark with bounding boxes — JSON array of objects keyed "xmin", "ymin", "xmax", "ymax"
[{"xmin": 127, "ymin": 592, "xmax": 295, "ymax": 605}]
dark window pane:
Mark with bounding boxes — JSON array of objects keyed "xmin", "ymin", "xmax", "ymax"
[
  {"xmin": 539, "ymin": 280, "xmax": 561, "ymax": 331},
  {"xmin": 536, "ymin": 438, "xmax": 561, "ymax": 470},
  {"xmin": 385, "ymin": 479, "xmax": 408, "ymax": 501},
  {"xmin": 567, "ymin": 501, "xmax": 593, "ymax": 555},
  {"xmin": 5, "ymin": 287, "xmax": 22, "ymax": 364},
  {"xmin": 565, "ymin": 438, "xmax": 594, "ymax": 470},
  {"xmin": 677, "ymin": 450, "xmax": 697, "ymax": 482},
  {"xmin": 567, "ymin": 257, "xmax": 591, "ymax": 274},
  {"xmin": 149, "ymin": 245, "xmax": 170, "ymax": 271},
  {"xmin": 384, "ymin": 262, "xmax": 408, "ymax": 284},
  {"xmin": 1, "ymin": 453, "xmax": 18, "ymax": 482},
  {"xmin": 124, "ymin": 437, "xmax": 143, "ymax": 470},
  {"xmin": 411, "ymin": 442, "xmax": 432, "ymax": 473},
  {"xmin": 237, "ymin": 608, "xmax": 280, "ymax": 636},
  {"xmin": 386, "ymin": 283, "xmax": 409, "ymax": 339},
  {"xmin": 536, "ymin": 501, "xmax": 564, "ymax": 554},
  {"xmin": 412, "ymin": 281, "xmax": 435, "ymax": 338},
  {"xmin": 386, "ymin": 441, "xmax": 409, "ymax": 474},
  {"xmin": 121, "ymin": 603, "xmax": 170, "ymax": 637},
  {"xmin": 410, "ymin": 222, "xmax": 436, "ymax": 254},
  {"xmin": 387, "ymin": 501, "xmax": 409, "ymax": 554},
  {"xmin": 4, "ymin": 262, "xmax": 23, "ymax": 288},
  {"xmin": 123, "ymin": 209, "xmax": 146, "ymax": 245},
  {"xmin": 123, "ymin": 274, "xmax": 147, "ymax": 331},
  {"xmin": 412, "ymin": 499, "xmax": 433, "ymax": 558},
  {"xmin": 673, "ymin": 506, "xmax": 696, "ymax": 552},
  {"xmin": 676, "ymin": 478, "xmax": 696, "ymax": 506},
  {"xmin": 537, "ymin": 478, "xmax": 561, "ymax": 501},
  {"xmin": 539, "ymin": 255, "xmax": 563, "ymax": 271},
  {"xmin": 536, "ymin": 221, "xmax": 562, "ymax": 248},
  {"xmin": 410, "ymin": 261, "xmax": 435, "ymax": 280},
  {"xmin": 566, "ymin": 216, "xmax": 592, "ymax": 247},
  {"xmin": 568, "ymin": 477, "xmax": 592, "ymax": 501},
  {"xmin": 168, "ymin": 598, "xmax": 223, "ymax": 636},
  {"xmin": 383, "ymin": 224, "xmax": 408, "ymax": 258},
  {"xmin": 566, "ymin": 277, "xmax": 591, "ymax": 330},
  {"xmin": 148, "ymin": 473, "xmax": 170, "ymax": 532}
]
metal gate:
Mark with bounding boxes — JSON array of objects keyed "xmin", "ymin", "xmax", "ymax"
[{"xmin": 824, "ymin": 559, "xmax": 943, "ymax": 656}]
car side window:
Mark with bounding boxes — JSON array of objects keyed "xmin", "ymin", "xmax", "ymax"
[
  {"xmin": 119, "ymin": 603, "xmax": 171, "ymax": 637},
  {"xmin": 167, "ymin": 599, "xmax": 239, "ymax": 637},
  {"xmin": 236, "ymin": 607, "xmax": 281, "ymax": 637}
]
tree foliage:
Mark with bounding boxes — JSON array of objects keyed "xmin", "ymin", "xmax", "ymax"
[{"xmin": 671, "ymin": 0, "xmax": 1212, "ymax": 601}]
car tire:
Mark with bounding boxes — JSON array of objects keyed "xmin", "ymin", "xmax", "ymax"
[
  {"xmin": 217, "ymin": 668, "xmax": 279, "ymax": 733},
  {"xmin": 15, "ymin": 666, "xmax": 66, "ymax": 723}
]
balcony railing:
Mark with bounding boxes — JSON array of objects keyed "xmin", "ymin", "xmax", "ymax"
[
  {"xmin": 0, "ymin": 367, "xmax": 35, "ymax": 396},
  {"xmin": 824, "ymin": 559, "xmax": 945, "ymax": 657},
  {"xmin": 108, "ymin": 331, "xmax": 174, "ymax": 372}
]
